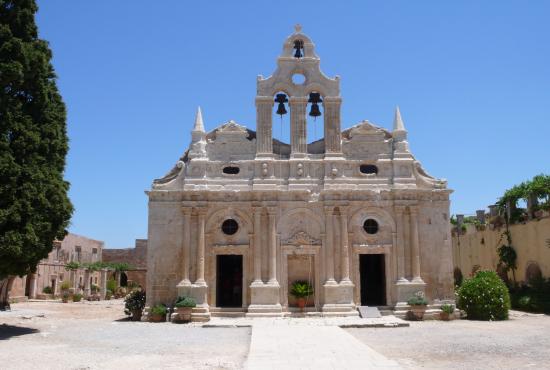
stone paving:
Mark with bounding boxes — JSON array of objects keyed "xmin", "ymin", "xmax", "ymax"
[{"xmin": 245, "ymin": 323, "xmax": 402, "ymax": 370}]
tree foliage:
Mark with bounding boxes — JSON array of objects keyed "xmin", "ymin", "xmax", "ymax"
[
  {"xmin": 457, "ymin": 271, "xmax": 510, "ymax": 321},
  {"xmin": 0, "ymin": 0, "xmax": 73, "ymax": 287}
]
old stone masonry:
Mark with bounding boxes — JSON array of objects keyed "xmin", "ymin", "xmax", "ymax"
[{"xmin": 146, "ymin": 25, "xmax": 454, "ymax": 320}]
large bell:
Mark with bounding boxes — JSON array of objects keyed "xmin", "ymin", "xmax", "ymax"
[
  {"xmin": 309, "ymin": 103, "xmax": 321, "ymax": 118},
  {"xmin": 308, "ymin": 92, "xmax": 322, "ymax": 118},
  {"xmin": 274, "ymin": 93, "xmax": 288, "ymax": 116}
]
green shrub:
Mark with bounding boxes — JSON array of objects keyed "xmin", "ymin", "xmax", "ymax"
[
  {"xmin": 60, "ymin": 281, "xmax": 71, "ymax": 291},
  {"xmin": 407, "ymin": 295, "xmax": 428, "ymax": 306},
  {"xmin": 457, "ymin": 270, "xmax": 510, "ymax": 320},
  {"xmin": 441, "ymin": 304, "xmax": 455, "ymax": 314},
  {"xmin": 290, "ymin": 281, "xmax": 314, "ymax": 298},
  {"xmin": 105, "ymin": 290, "xmax": 112, "ymax": 300},
  {"xmin": 72, "ymin": 293, "xmax": 82, "ymax": 302},
  {"xmin": 42, "ymin": 286, "xmax": 53, "ymax": 294},
  {"xmin": 124, "ymin": 289, "xmax": 146, "ymax": 316},
  {"xmin": 175, "ymin": 296, "xmax": 196, "ymax": 308},
  {"xmin": 150, "ymin": 304, "xmax": 167, "ymax": 316},
  {"xmin": 106, "ymin": 278, "xmax": 117, "ymax": 293},
  {"xmin": 91, "ymin": 284, "xmax": 100, "ymax": 293}
]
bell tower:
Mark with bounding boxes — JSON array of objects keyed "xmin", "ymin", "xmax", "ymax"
[{"xmin": 255, "ymin": 25, "xmax": 342, "ymax": 160}]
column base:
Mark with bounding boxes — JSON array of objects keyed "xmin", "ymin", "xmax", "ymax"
[
  {"xmin": 191, "ymin": 304, "xmax": 211, "ymax": 322},
  {"xmin": 322, "ymin": 283, "xmax": 357, "ymax": 316},
  {"xmin": 246, "ymin": 283, "xmax": 282, "ymax": 317}
]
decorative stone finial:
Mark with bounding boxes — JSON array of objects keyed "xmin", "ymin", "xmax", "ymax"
[
  {"xmin": 393, "ymin": 106, "xmax": 406, "ymax": 132},
  {"xmin": 294, "ymin": 24, "xmax": 302, "ymax": 33},
  {"xmin": 193, "ymin": 106, "xmax": 205, "ymax": 133}
]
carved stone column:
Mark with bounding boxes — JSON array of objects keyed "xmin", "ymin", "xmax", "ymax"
[
  {"xmin": 28, "ymin": 273, "xmax": 37, "ymax": 299},
  {"xmin": 323, "ymin": 97, "xmax": 342, "ymax": 155},
  {"xmin": 178, "ymin": 207, "xmax": 192, "ymax": 286},
  {"xmin": 289, "ymin": 96, "xmax": 308, "ymax": 157},
  {"xmin": 252, "ymin": 206, "xmax": 263, "ymax": 284},
  {"xmin": 339, "ymin": 207, "xmax": 352, "ymax": 285},
  {"xmin": 324, "ymin": 206, "xmax": 336, "ymax": 285},
  {"xmin": 395, "ymin": 206, "xmax": 408, "ymax": 282},
  {"xmin": 267, "ymin": 207, "xmax": 279, "ymax": 286},
  {"xmin": 255, "ymin": 96, "xmax": 274, "ymax": 156},
  {"xmin": 195, "ymin": 207, "xmax": 207, "ymax": 286},
  {"xmin": 409, "ymin": 207, "xmax": 424, "ymax": 283},
  {"xmin": 100, "ymin": 269, "xmax": 108, "ymax": 300}
]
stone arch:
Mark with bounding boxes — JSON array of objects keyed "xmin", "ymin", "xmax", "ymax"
[
  {"xmin": 271, "ymin": 82, "xmax": 295, "ymax": 98},
  {"xmin": 206, "ymin": 207, "xmax": 253, "ymax": 236},
  {"xmin": 525, "ymin": 261, "xmax": 542, "ymax": 283},
  {"xmin": 277, "ymin": 207, "xmax": 323, "ymax": 243},
  {"xmin": 349, "ymin": 207, "xmax": 396, "ymax": 233}
]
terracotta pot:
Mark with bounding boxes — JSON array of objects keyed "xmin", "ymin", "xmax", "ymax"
[
  {"xmin": 149, "ymin": 313, "xmax": 165, "ymax": 323},
  {"xmin": 409, "ymin": 305, "xmax": 426, "ymax": 321},
  {"xmin": 297, "ymin": 297, "xmax": 306, "ymax": 312},
  {"xmin": 131, "ymin": 310, "xmax": 143, "ymax": 321},
  {"xmin": 440, "ymin": 312, "xmax": 451, "ymax": 321},
  {"xmin": 175, "ymin": 307, "xmax": 193, "ymax": 322}
]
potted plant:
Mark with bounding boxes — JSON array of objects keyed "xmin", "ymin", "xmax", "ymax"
[
  {"xmin": 105, "ymin": 289, "xmax": 113, "ymax": 300},
  {"xmin": 149, "ymin": 304, "xmax": 167, "ymax": 322},
  {"xmin": 124, "ymin": 289, "xmax": 146, "ymax": 321},
  {"xmin": 290, "ymin": 280, "xmax": 314, "ymax": 312},
  {"xmin": 61, "ymin": 291, "xmax": 70, "ymax": 303},
  {"xmin": 407, "ymin": 292, "xmax": 428, "ymax": 320},
  {"xmin": 174, "ymin": 296, "xmax": 196, "ymax": 323},
  {"xmin": 440, "ymin": 304, "xmax": 455, "ymax": 321},
  {"xmin": 72, "ymin": 293, "xmax": 82, "ymax": 302}
]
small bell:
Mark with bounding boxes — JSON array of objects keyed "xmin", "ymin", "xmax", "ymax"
[
  {"xmin": 293, "ymin": 40, "xmax": 303, "ymax": 58},
  {"xmin": 308, "ymin": 92, "xmax": 322, "ymax": 118},
  {"xmin": 274, "ymin": 93, "xmax": 288, "ymax": 116}
]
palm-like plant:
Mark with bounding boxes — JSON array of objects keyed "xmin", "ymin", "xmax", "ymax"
[{"xmin": 290, "ymin": 281, "xmax": 314, "ymax": 298}]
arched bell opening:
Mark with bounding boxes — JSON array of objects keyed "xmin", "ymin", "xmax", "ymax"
[
  {"xmin": 273, "ymin": 91, "xmax": 291, "ymax": 158},
  {"xmin": 293, "ymin": 39, "xmax": 304, "ymax": 58},
  {"xmin": 306, "ymin": 91, "xmax": 324, "ymax": 153}
]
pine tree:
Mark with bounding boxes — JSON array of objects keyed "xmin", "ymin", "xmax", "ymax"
[{"xmin": 0, "ymin": 0, "xmax": 73, "ymax": 309}]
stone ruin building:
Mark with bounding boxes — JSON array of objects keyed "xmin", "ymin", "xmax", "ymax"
[{"xmin": 146, "ymin": 26, "xmax": 454, "ymax": 319}]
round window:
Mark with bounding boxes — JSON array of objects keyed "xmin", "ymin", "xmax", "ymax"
[
  {"xmin": 221, "ymin": 219, "xmax": 239, "ymax": 235},
  {"xmin": 363, "ymin": 219, "xmax": 379, "ymax": 234}
]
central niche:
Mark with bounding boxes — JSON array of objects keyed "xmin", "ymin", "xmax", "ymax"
[{"xmin": 287, "ymin": 254, "xmax": 315, "ymax": 308}]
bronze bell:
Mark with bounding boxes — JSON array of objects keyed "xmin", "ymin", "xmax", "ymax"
[
  {"xmin": 274, "ymin": 93, "xmax": 288, "ymax": 116},
  {"xmin": 308, "ymin": 92, "xmax": 322, "ymax": 118}
]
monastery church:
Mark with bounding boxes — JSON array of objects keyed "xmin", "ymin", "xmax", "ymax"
[{"xmin": 146, "ymin": 26, "xmax": 454, "ymax": 319}]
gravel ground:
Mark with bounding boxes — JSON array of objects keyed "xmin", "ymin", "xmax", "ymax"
[
  {"xmin": 346, "ymin": 311, "xmax": 550, "ymax": 370},
  {"xmin": 0, "ymin": 300, "xmax": 251, "ymax": 370}
]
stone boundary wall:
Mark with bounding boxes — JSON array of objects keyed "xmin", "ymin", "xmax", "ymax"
[
  {"xmin": 102, "ymin": 239, "xmax": 147, "ymax": 269},
  {"xmin": 452, "ymin": 217, "xmax": 550, "ymax": 282}
]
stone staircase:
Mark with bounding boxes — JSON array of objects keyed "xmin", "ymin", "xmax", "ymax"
[{"xmin": 209, "ymin": 307, "xmax": 247, "ymax": 318}]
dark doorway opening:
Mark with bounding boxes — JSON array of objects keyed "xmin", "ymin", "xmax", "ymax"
[
  {"xmin": 216, "ymin": 255, "xmax": 243, "ymax": 308},
  {"xmin": 120, "ymin": 272, "xmax": 128, "ymax": 287},
  {"xmin": 360, "ymin": 254, "xmax": 386, "ymax": 306}
]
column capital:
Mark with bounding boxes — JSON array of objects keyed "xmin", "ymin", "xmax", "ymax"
[
  {"xmin": 195, "ymin": 206, "xmax": 208, "ymax": 216},
  {"xmin": 338, "ymin": 205, "xmax": 350, "ymax": 215},
  {"xmin": 323, "ymin": 96, "xmax": 342, "ymax": 104},
  {"xmin": 267, "ymin": 207, "xmax": 278, "ymax": 216},
  {"xmin": 324, "ymin": 206, "xmax": 334, "ymax": 215},
  {"xmin": 182, "ymin": 207, "xmax": 192, "ymax": 215},
  {"xmin": 288, "ymin": 96, "xmax": 308, "ymax": 104},
  {"xmin": 394, "ymin": 205, "xmax": 407, "ymax": 213},
  {"xmin": 252, "ymin": 205, "xmax": 264, "ymax": 214},
  {"xmin": 256, "ymin": 96, "xmax": 274, "ymax": 104},
  {"xmin": 409, "ymin": 206, "xmax": 419, "ymax": 215}
]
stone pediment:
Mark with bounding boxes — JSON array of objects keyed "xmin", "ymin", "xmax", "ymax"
[
  {"xmin": 347, "ymin": 121, "xmax": 391, "ymax": 140},
  {"xmin": 217, "ymin": 120, "xmax": 248, "ymax": 135},
  {"xmin": 284, "ymin": 231, "xmax": 320, "ymax": 246}
]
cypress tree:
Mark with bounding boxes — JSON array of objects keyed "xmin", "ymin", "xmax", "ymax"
[{"xmin": 0, "ymin": 0, "xmax": 73, "ymax": 309}]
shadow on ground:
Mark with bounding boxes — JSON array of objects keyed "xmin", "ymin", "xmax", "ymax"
[{"xmin": 0, "ymin": 324, "xmax": 39, "ymax": 340}]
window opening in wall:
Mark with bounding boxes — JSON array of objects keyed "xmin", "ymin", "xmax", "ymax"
[
  {"xmin": 293, "ymin": 39, "xmax": 304, "ymax": 58},
  {"xmin": 360, "ymin": 164, "xmax": 378, "ymax": 175},
  {"xmin": 363, "ymin": 219, "xmax": 379, "ymax": 234},
  {"xmin": 292, "ymin": 73, "xmax": 305, "ymax": 85},
  {"xmin": 222, "ymin": 166, "xmax": 240, "ymax": 175},
  {"xmin": 221, "ymin": 219, "xmax": 239, "ymax": 235}
]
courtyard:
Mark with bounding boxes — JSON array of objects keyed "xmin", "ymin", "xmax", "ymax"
[{"xmin": 1, "ymin": 301, "xmax": 549, "ymax": 369}]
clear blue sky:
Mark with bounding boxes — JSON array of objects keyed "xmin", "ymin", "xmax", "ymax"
[{"xmin": 35, "ymin": 1, "xmax": 550, "ymax": 248}]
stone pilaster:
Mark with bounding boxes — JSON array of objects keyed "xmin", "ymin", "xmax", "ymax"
[
  {"xmin": 323, "ymin": 96, "xmax": 342, "ymax": 156},
  {"xmin": 395, "ymin": 206, "xmax": 408, "ymax": 282},
  {"xmin": 177, "ymin": 207, "xmax": 192, "ymax": 287},
  {"xmin": 100, "ymin": 269, "xmax": 108, "ymax": 300},
  {"xmin": 252, "ymin": 206, "xmax": 263, "ymax": 285},
  {"xmin": 267, "ymin": 207, "xmax": 279, "ymax": 286},
  {"xmin": 289, "ymin": 96, "xmax": 308, "ymax": 157},
  {"xmin": 339, "ymin": 206, "xmax": 352, "ymax": 285},
  {"xmin": 323, "ymin": 206, "xmax": 336, "ymax": 285},
  {"xmin": 410, "ymin": 207, "xmax": 424, "ymax": 284},
  {"xmin": 255, "ymin": 96, "xmax": 274, "ymax": 157}
]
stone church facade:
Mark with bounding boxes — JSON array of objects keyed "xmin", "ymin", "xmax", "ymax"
[{"xmin": 146, "ymin": 26, "xmax": 454, "ymax": 319}]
